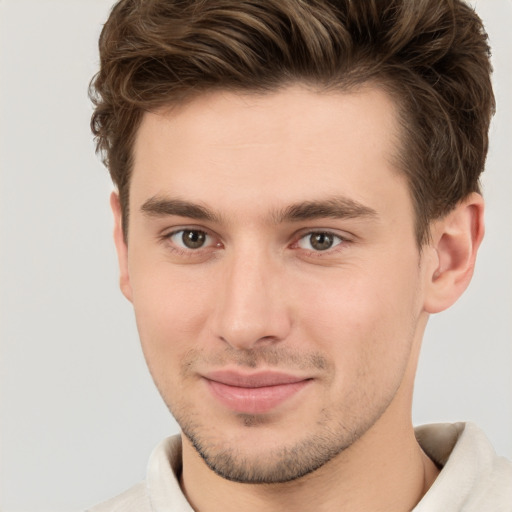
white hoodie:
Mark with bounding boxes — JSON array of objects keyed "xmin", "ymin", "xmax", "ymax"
[
  {"xmin": 413, "ymin": 422, "xmax": 512, "ymax": 511},
  {"xmin": 89, "ymin": 422, "xmax": 512, "ymax": 511}
]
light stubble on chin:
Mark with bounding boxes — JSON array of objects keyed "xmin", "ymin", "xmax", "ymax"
[
  {"xmin": 180, "ymin": 415, "xmax": 361, "ymax": 484},
  {"xmin": 158, "ymin": 346, "xmax": 396, "ymax": 484}
]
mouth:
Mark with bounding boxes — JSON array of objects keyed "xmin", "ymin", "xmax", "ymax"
[{"xmin": 203, "ymin": 370, "xmax": 313, "ymax": 415}]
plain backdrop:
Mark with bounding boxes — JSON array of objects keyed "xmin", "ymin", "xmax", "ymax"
[{"xmin": 0, "ymin": 1, "xmax": 510, "ymax": 511}]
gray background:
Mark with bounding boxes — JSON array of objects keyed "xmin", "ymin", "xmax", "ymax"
[{"xmin": 0, "ymin": 1, "xmax": 510, "ymax": 510}]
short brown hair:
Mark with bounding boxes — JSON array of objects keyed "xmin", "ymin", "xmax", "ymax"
[{"xmin": 90, "ymin": 0, "xmax": 494, "ymax": 245}]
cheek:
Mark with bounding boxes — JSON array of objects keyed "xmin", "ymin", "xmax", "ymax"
[
  {"xmin": 295, "ymin": 261, "xmax": 421, "ymax": 383},
  {"xmin": 129, "ymin": 265, "xmax": 214, "ymax": 380}
]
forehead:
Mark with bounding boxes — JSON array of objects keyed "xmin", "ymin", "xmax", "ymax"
[{"xmin": 129, "ymin": 85, "xmax": 409, "ymax": 223}]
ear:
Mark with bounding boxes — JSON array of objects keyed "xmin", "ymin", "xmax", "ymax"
[
  {"xmin": 423, "ymin": 193, "xmax": 485, "ymax": 314},
  {"xmin": 110, "ymin": 191, "xmax": 133, "ymax": 303}
]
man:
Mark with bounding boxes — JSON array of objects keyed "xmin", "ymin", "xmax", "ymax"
[{"xmin": 88, "ymin": 0, "xmax": 512, "ymax": 510}]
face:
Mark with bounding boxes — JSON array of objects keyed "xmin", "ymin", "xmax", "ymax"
[{"xmin": 116, "ymin": 85, "xmax": 432, "ymax": 483}]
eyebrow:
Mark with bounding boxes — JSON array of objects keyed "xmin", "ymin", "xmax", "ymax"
[
  {"xmin": 275, "ymin": 197, "xmax": 378, "ymax": 223},
  {"xmin": 140, "ymin": 195, "xmax": 378, "ymax": 224},
  {"xmin": 141, "ymin": 196, "xmax": 221, "ymax": 222}
]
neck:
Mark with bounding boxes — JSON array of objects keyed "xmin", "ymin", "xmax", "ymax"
[{"xmin": 179, "ymin": 400, "xmax": 439, "ymax": 512}]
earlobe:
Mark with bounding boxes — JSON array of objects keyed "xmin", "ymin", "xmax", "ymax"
[
  {"xmin": 423, "ymin": 193, "xmax": 485, "ymax": 314},
  {"xmin": 110, "ymin": 191, "xmax": 133, "ymax": 303}
]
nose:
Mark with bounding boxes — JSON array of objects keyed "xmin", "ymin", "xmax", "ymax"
[{"xmin": 212, "ymin": 250, "xmax": 292, "ymax": 351}]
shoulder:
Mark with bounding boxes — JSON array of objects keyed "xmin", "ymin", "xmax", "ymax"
[
  {"xmin": 86, "ymin": 435, "xmax": 186, "ymax": 512},
  {"xmin": 86, "ymin": 481, "xmax": 151, "ymax": 512},
  {"xmin": 414, "ymin": 422, "xmax": 512, "ymax": 511}
]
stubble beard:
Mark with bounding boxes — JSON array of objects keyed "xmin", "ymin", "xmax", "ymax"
[
  {"xmin": 179, "ymin": 414, "xmax": 359, "ymax": 484},
  {"xmin": 169, "ymin": 393, "xmax": 394, "ymax": 484},
  {"xmin": 159, "ymin": 346, "xmax": 398, "ymax": 484}
]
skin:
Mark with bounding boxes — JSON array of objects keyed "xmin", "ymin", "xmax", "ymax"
[{"xmin": 112, "ymin": 85, "xmax": 484, "ymax": 511}]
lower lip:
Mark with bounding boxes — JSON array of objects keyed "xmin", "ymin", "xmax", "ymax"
[{"xmin": 205, "ymin": 379, "xmax": 311, "ymax": 414}]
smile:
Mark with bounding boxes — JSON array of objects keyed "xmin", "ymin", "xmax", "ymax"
[{"xmin": 203, "ymin": 370, "xmax": 313, "ymax": 415}]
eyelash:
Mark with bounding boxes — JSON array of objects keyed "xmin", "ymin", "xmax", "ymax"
[
  {"xmin": 160, "ymin": 228, "xmax": 350, "ymax": 257},
  {"xmin": 161, "ymin": 228, "xmax": 220, "ymax": 258}
]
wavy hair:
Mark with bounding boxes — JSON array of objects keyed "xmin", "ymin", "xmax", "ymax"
[{"xmin": 90, "ymin": 0, "xmax": 494, "ymax": 245}]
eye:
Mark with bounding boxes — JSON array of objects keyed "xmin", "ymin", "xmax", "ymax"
[
  {"xmin": 297, "ymin": 232, "xmax": 344, "ymax": 252},
  {"xmin": 169, "ymin": 229, "xmax": 213, "ymax": 250}
]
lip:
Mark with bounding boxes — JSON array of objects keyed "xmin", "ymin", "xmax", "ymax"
[{"xmin": 203, "ymin": 370, "xmax": 312, "ymax": 414}]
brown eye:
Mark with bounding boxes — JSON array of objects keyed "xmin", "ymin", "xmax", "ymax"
[
  {"xmin": 310, "ymin": 233, "xmax": 334, "ymax": 251},
  {"xmin": 297, "ymin": 232, "xmax": 343, "ymax": 252},
  {"xmin": 170, "ymin": 229, "xmax": 210, "ymax": 249},
  {"xmin": 182, "ymin": 230, "xmax": 206, "ymax": 248}
]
